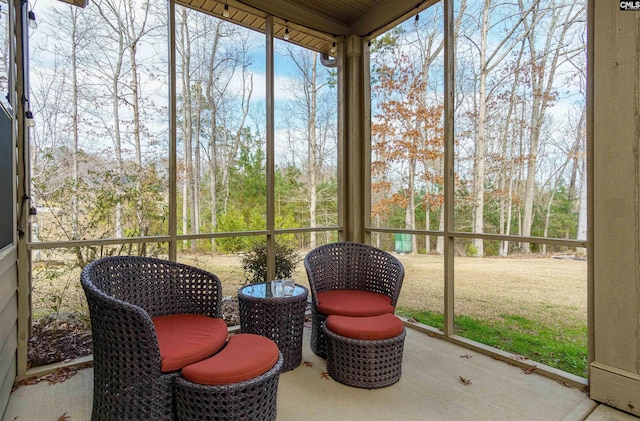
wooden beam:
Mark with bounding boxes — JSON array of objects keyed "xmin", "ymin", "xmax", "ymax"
[
  {"xmin": 168, "ymin": 0, "xmax": 178, "ymax": 261},
  {"xmin": 350, "ymin": 0, "xmax": 440, "ymax": 38},
  {"xmin": 266, "ymin": 16, "xmax": 276, "ymax": 282},
  {"xmin": 343, "ymin": 35, "xmax": 365, "ymax": 242},
  {"xmin": 234, "ymin": 0, "xmax": 349, "ymax": 36},
  {"xmin": 443, "ymin": 0, "xmax": 455, "ymax": 337}
]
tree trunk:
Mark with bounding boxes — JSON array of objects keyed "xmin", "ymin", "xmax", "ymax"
[
  {"xmin": 473, "ymin": 0, "xmax": 491, "ymax": 257},
  {"xmin": 194, "ymin": 80, "xmax": 202, "ymax": 249},
  {"xmin": 205, "ymin": 22, "xmax": 223, "ymax": 251},
  {"xmin": 124, "ymin": 0, "xmax": 151, "ymax": 254},
  {"xmin": 70, "ymin": 9, "xmax": 84, "ymax": 267},
  {"xmin": 498, "ymin": 42, "xmax": 525, "ymax": 256},
  {"xmin": 521, "ymin": 0, "xmax": 582, "ymax": 253},
  {"xmin": 179, "ymin": 10, "xmax": 192, "ymax": 245},
  {"xmin": 309, "ymin": 53, "xmax": 319, "ymax": 249}
]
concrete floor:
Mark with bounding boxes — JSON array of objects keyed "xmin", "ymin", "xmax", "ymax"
[{"xmin": 3, "ymin": 327, "xmax": 638, "ymax": 421}]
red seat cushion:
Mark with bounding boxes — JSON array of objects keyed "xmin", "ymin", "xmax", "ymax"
[
  {"xmin": 152, "ymin": 314, "xmax": 228, "ymax": 373},
  {"xmin": 326, "ymin": 313, "xmax": 404, "ymax": 340},
  {"xmin": 316, "ymin": 290, "xmax": 394, "ymax": 316},
  {"xmin": 181, "ymin": 333, "xmax": 280, "ymax": 385}
]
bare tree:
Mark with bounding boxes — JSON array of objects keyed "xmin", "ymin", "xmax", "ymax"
[
  {"xmin": 463, "ymin": 0, "xmax": 537, "ymax": 257},
  {"xmin": 177, "ymin": 8, "xmax": 193, "ymax": 243},
  {"xmin": 519, "ymin": 0, "xmax": 585, "ymax": 253},
  {"xmin": 283, "ymin": 47, "xmax": 336, "ymax": 249},
  {"xmin": 92, "ymin": 1, "xmax": 128, "ymax": 238}
]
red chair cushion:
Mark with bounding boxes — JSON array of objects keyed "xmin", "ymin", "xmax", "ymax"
[
  {"xmin": 326, "ymin": 313, "xmax": 405, "ymax": 340},
  {"xmin": 181, "ymin": 333, "xmax": 280, "ymax": 385},
  {"xmin": 316, "ymin": 290, "xmax": 394, "ymax": 316},
  {"xmin": 152, "ymin": 314, "xmax": 228, "ymax": 373}
]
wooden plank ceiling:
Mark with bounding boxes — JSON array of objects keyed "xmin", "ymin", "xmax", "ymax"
[{"xmin": 176, "ymin": 0, "xmax": 428, "ymax": 55}]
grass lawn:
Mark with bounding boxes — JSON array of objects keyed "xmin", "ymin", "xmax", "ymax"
[{"xmin": 397, "ymin": 308, "xmax": 588, "ymax": 378}]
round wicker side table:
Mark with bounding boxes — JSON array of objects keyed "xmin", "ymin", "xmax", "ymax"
[{"xmin": 238, "ymin": 282, "xmax": 308, "ymax": 371}]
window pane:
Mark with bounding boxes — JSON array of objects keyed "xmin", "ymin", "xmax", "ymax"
[
  {"xmin": 369, "ymin": 3, "xmax": 445, "ymax": 250},
  {"xmin": 453, "ymin": 239, "xmax": 587, "ymax": 377},
  {"xmin": 177, "ymin": 238, "xmax": 254, "ymax": 298},
  {"xmin": 372, "ymin": 233, "xmax": 445, "ymax": 331},
  {"xmin": 0, "ymin": 0, "xmax": 10, "ymax": 104},
  {"xmin": 453, "ymin": 0, "xmax": 588, "ymax": 255},
  {"xmin": 175, "ymin": 7, "xmax": 266, "ymax": 242},
  {"xmin": 276, "ymin": 233, "xmax": 311, "ymax": 287},
  {"xmin": 274, "ymin": 40, "xmax": 338, "ymax": 242},
  {"xmin": 29, "ymin": 242, "xmax": 169, "ymax": 367},
  {"xmin": 30, "ymin": 1, "xmax": 169, "ymax": 243}
]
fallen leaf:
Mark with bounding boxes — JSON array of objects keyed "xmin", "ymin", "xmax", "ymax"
[
  {"xmin": 459, "ymin": 376, "xmax": 472, "ymax": 385},
  {"xmin": 460, "ymin": 354, "xmax": 472, "ymax": 359},
  {"xmin": 407, "ymin": 317, "xmax": 418, "ymax": 323},
  {"xmin": 13, "ymin": 367, "xmax": 80, "ymax": 391},
  {"xmin": 58, "ymin": 413, "xmax": 70, "ymax": 421},
  {"xmin": 303, "ymin": 361, "xmax": 313, "ymax": 368},
  {"xmin": 512, "ymin": 354, "xmax": 527, "ymax": 361},
  {"xmin": 320, "ymin": 372, "xmax": 331, "ymax": 380},
  {"xmin": 521, "ymin": 365, "xmax": 538, "ymax": 375},
  {"xmin": 47, "ymin": 367, "xmax": 79, "ymax": 385}
]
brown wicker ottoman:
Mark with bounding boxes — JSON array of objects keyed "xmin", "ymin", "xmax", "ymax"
[
  {"xmin": 323, "ymin": 313, "xmax": 406, "ymax": 389},
  {"xmin": 175, "ymin": 333, "xmax": 283, "ymax": 421}
]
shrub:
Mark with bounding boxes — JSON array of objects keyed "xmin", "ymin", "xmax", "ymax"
[
  {"xmin": 242, "ymin": 241, "xmax": 301, "ymax": 284},
  {"xmin": 465, "ymin": 242, "xmax": 478, "ymax": 257}
]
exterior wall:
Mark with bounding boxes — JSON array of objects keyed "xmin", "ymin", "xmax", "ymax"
[
  {"xmin": 0, "ymin": 247, "xmax": 17, "ymax": 418},
  {"xmin": 590, "ymin": 2, "xmax": 640, "ymax": 416}
]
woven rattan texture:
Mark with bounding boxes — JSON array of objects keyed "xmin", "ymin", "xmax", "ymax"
[
  {"xmin": 238, "ymin": 286, "xmax": 308, "ymax": 371},
  {"xmin": 304, "ymin": 242, "xmax": 405, "ymax": 358},
  {"xmin": 175, "ymin": 353, "xmax": 283, "ymax": 421},
  {"xmin": 323, "ymin": 324, "xmax": 406, "ymax": 389},
  {"xmin": 80, "ymin": 256, "xmax": 224, "ymax": 421}
]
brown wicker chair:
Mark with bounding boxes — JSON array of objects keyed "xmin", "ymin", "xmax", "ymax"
[
  {"xmin": 80, "ymin": 256, "xmax": 224, "ymax": 421},
  {"xmin": 304, "ymin": 242, "xmax": 404, "ymax": 358}
]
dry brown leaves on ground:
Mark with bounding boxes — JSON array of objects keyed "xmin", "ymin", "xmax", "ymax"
[
  {"xmin": 13, "ymin": 367, "xmax": 81, "ymax": 392},
  {"xmin": 221, "ymin": 298, "xmax": 240, "ymax": 326},
  {"xmin": 28, "ymin": 315, "xmax": 92, "ymax": 368}
]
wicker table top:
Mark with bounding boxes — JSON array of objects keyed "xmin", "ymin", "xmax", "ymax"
[{"xmin": 238, "ymin": 282, "xmax": 308, "ymax": 371}]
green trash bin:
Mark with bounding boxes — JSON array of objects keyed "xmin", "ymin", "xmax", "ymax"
[{"xmin": 394, "ymin": 233, "xmax": 412, "ymax": 253}]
